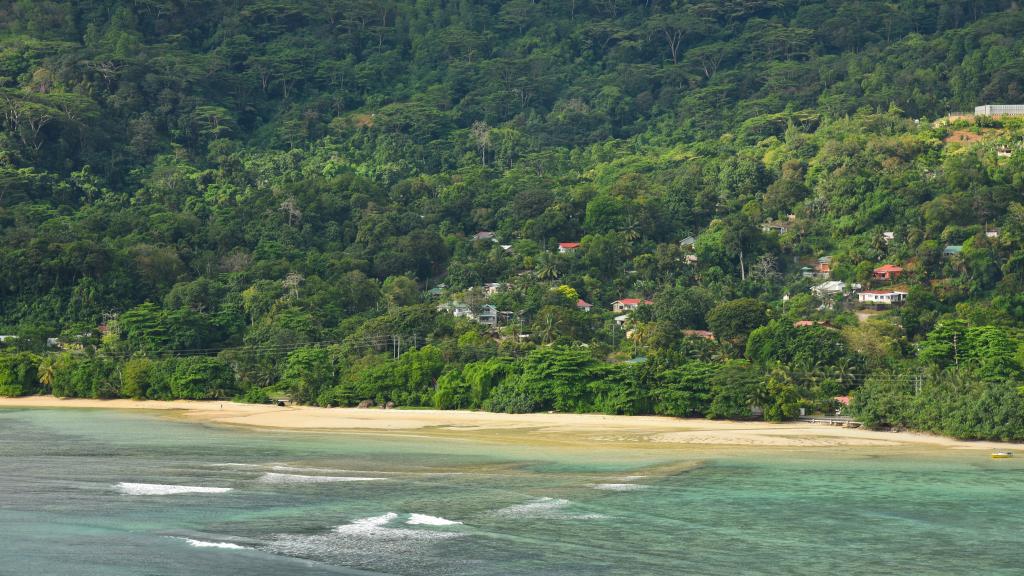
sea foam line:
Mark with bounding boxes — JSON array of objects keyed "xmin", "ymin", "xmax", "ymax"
[
  {"xmin": 116, "ymin": 482, "xmax": 232, "ymax": 496},
  {"xmin": 175, "ymin": 537, "xmax": 249, "ymax": 550},
  {"xmin": 258, "ymin": 472, "xmax": 386, "ymax": 484},
  {"xmin": 591, "ymin": 483, "xmax": 649, "ymax": 491}
]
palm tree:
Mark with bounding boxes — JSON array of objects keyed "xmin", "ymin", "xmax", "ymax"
[
  {"xmin": 37, "ymin": 356, "xmax": 56, "ymax": 393},
  {"xmin": 534, "ymin": 253, "xmax": 560, "ymax": 280}
]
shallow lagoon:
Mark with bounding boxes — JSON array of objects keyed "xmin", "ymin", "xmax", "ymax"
[{"xmin": 2, "ymin": 408, "xmax": 1022, "ymax": 575}]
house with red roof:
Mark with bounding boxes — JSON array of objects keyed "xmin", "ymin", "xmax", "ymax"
[
  {"xmin": 576, "ymin": 299, "xmax": 592, "ymax": 312},
  {"xmin": 612, "ymin": 298, "xmax": 653, "ymax": 313},
  {"xmin": 558, "ymin": 242, "xmax": 581, "ymax": 254},
  {"xmin": 872, "ymin": 264, "xmax": 904, "ymax": 281},
  {"xmin": 682, "ymin": 329, "xmax": 715, "ymax": 340}
]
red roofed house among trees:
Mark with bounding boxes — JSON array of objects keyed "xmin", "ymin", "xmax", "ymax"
[
  {"xmin": 872, "ymin": 264, "xmax": 903, "ymax": 281},
  {"xmin": 576, "ymin": 299, "xmax": 592, "ymax": 312},
  {"xmin": 612, "ymin": 299, "xmax": 653, "ymax": 313},
  {"xmin": 558, "ymin": 242, "xmax": 581, "ymax": 253}
]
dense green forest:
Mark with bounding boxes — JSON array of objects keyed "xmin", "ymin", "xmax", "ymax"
[{"xmin": 4, "ymin": 0, "xmax": 1024, "ymax": 440}]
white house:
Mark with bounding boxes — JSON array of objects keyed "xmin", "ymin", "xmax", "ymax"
[
  {"xmin": 611, "ymin": 298, "xmax": 653, "ymax": 313},
  {"xmin": 858, "ymin": 290, "xmax": 907, "ymax": 306}
]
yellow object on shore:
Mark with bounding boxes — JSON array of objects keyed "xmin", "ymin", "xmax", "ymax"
[{"xmin": 991, "ymin": 452, "xmax": 1013, "ymax": 458}]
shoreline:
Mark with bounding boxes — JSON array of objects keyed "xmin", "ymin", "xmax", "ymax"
[{"xmin": 0, "ymin": 396, "xmax": 1020, "ymax": 451}]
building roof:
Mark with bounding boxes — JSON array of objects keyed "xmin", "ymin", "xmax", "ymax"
[
  {"xmin": 818, "ymin": 256, "xmax": 833, "ymax": 263},
  {"xmin": 682, "ymin": 329, "xmax": 715, "ymax": 340},
  {"xmin": 860, "ymin": 289, "xmax": 907, "ymax": 295},
  {"xmin": 813, "ymin": 280, "xmax": 846, "ymax": 292},
  {"xmin": 873, "ymin": 264, "xmax": 903, "ymax": 273},
  {"xmin": 472, "ymin": 231, "xmax": 495, "ymax": 240},
  {"xmin": 679, "ymin": 236, "xmax": 696, "ymax": 247},
  {"xmin": 943, "ymin": 245, "xmax": 963, "ymax": 254},
  {"xmin": 834, "ymin": 395, "xmax": 851, "ymax": 406},
  {"xmin": 613, "ymin": 298, "xmax": 653, "ymax": 306},
  {"xmin": 558, "ymin": 242, "xmax": 581, "ymax": 249},
  {"xmin": 576, "ymin": 299, "xmax": 592, "ymax": 308}
]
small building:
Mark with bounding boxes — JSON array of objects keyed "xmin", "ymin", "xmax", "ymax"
[
  {"xmin": 883, "ymin": 231, "xmax": 895, "ymax": 243},
  {"xmin": 858, "ymin": 290, "xmax": 907, "ymax": 306},
  {"xmin": 679, "ymin": 236, "xmax": 696, "ymax": 249},
  {"xmin": 612, "ymin": 298, "xmax": 653, "ymax": 313},
  {"xmin": 576, "ymin": 299, "xmax": 592, "ymax": 312},
  {"xmin": 997, "ymin": 145, "xmax": 1014, "ymax": 158},
  {"xmin": 438, "ymin": 301, "xmax": 473, "ymax": 319},
  {"xmin": 800, "ymin": 266, "xmax": 815, "ymax": 278},
  {"xmin": 483, "ymin": 282, "xmax": 504, "ymax": 295},
  {"xmin": 426, "ymin": 284, "xmax": 446, "ymax": 298},
  {"xmin": 811, "ymin": 280, "xmax": 846, "ymax": 300},
  {"xmin": 614, "ymin": 314, "xmax": 631, "ymax": 327},
  {"xmin": 558, "ymin": 242, "xmax": 581, "ymax": 253},
  {"xmin": 761, "ymin": 219, "xmax": 791, "ymax": 234},
  {"xmin": 684, "ymin": 254, "xmax": 698, "ymax": 265},
  {"xmin": 816, "ymin": 256, "xmax": 833, "ymax": 276},
  {"xmin": 985, "ymin": 228, "xmax": 1000, "ymax": 239},
  {"xmin": 872, "ymin": 264, "xmax": 904, "ymax": 281},
  {"xmin": 682, "ymin": 329, "xmax": 715, "ymax": 340},
  {"xmin": 473, "ymin": 231, "xmax": 497, "ymax": 242},
  {"xmin": 943, "ymin": 245, "xmax": 963, "ymax": 257},
  {"xmin": 476, "ymin": 304, "xmax": 498, "ymax": 327},
  {"xmin": 975, "ymin": 104, "xmax": 1024, "ymax": 117}
]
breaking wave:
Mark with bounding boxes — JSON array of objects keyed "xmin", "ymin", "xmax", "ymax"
[
  {"xmin": 258, "ymin": 472, "xmax": 386, "ymax": 484},
  {"xmin": 175, "ymin": 537, "xmax": 249, "ymax": 550},
  {"xmin": 116, "ymin": 482, "xmax": 232, "ymax": 496},
  {"xmin": 494, "ymin": 497, "xmax": 607, "ymax": 520},
  {"xmin": 406, "ymin": 514, "xmax": 462, "ymax": 526}
]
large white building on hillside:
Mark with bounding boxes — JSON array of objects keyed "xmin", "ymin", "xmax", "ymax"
[{"xmin": 975, "ymin": 105, "xmax": 1024, "ymax": 116}]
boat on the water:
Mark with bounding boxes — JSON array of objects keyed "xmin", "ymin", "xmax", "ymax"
[{"xmin": 991, "ymin": 451, "xmax": 1013, "ymax": 459}]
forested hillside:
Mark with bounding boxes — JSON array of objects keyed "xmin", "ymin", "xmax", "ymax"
[{"xmin": 4, "ymin": 0, "xmax": 1024, "ymax": 440}]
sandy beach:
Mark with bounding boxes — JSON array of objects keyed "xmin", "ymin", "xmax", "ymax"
[{"xmin": 0, "ymin": 396, "xmax": 1019, "ymax": 451}]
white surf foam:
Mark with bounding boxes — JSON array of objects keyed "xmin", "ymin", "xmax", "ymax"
[
  {"xmin": 176, "ymin": 537, "xmax": 248, "ymax": 550},
  {"xmin": 494, "ymin": 497, "xmax": 570, "ymax": 517},
  {"xmin": 495, "ymin": 497, "xmax": 608, "ymax": 520},
  {"xmin": 116, "ymin": 483, "xmax": 232, "ymax": 496},
  {"xmin": 591, "ymin": 483, "xmax": 649, "ymax": 491},
  {"xmin": 406, "ymin": 514, "xmax": 462, "ymax": 526},
  {"xmin": 258, "ymin": 472, "xmax": 386, "ymax": 484},
  {"xmin": 622, "ymin": 475, "xmax": 647, "ymax": 481}
]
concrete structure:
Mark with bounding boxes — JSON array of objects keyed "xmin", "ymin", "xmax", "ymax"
[
  {"xmin": 858, "ymin": 290, "xmax": 907, "ymax": 306},
  {"xmin": 975, "ymin": 105, "xmax": 1024, "ymax": 116}
]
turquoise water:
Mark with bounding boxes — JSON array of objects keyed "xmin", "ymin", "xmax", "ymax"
[{"xmin": 2, "ymin": 409, "xmax": 1024, "ymax": 575}]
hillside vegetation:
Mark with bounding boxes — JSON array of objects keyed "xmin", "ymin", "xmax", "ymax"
[{"xmin": 4, "ymin": 1, "xmax": 1024, "ymax": 440}]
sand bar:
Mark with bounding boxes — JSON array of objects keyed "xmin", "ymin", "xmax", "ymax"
[{"xmin": 0, "ymin": 396, "xmax": 1020, "ymax": 451}]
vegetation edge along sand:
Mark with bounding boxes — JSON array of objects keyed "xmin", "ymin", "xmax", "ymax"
[{"xmin": 1, "ymin": 396, "xmax": 1020, "ymax": 451}]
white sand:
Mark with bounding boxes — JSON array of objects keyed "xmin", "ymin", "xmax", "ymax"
[{"xmin": 0, "ymin": 396, "xmax": 1019, "ymax": 451}]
